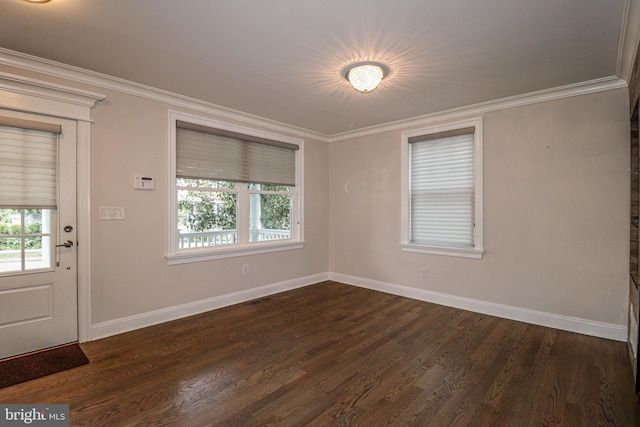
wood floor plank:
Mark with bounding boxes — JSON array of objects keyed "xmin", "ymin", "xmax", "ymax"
[{"xmin": 0, "ymin": 281, "xmax": 638, "ymax": 426}]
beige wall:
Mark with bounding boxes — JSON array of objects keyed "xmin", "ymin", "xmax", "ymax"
[
  {"xmin": 88, "ymin": 89, "xmax": 330, "ymax": 324},
  {"xmin": 330, "ymin": 88, "xmax": 630, "ymax": 326},
  {"xmin": 0, "ymin": 60, "xmax": 332, "ymax": 331},
  {"xmin": 0, "ymin": 59, "xmax": 631, "ymax": 334}
]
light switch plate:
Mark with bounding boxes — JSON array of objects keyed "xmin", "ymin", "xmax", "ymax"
[{"xmin": 100, "ymin": 207, "xmax": 126, "ymax": 220}]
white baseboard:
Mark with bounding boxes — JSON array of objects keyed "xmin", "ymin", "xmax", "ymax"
[
  {"xmin": 91, "ymin": 272, "xmax": 329, "ymax": 340},
  {"xmin": 91, "ymin": 271, "xmax": 627, "ymax": 343},
  {"xmin": 329, "ymin": 273, "xmax": 627, "ymax": 342}
]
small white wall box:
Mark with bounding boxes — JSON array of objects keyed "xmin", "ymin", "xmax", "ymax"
[{"xmin": 134, "ymin": 175, "xmax": 155, "ymax": 190}]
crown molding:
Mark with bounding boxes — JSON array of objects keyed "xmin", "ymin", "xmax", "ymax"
[
  {"xmin": 617, "ymin": 0, "xmax": 640, "ymax": 83},
  {"xmin": 0, "ymin": 48, "xmax": 330, "ymax": 142},
  {"xmin": 328, "ymin": 76, "xmax": 627, "ymax": 142},
  {"xmin": 0, "ymin": 46, "xmax": 631, "ymax": 144},
  {"xmin": 0, "ymin": 70, "xmax": 105, "ymax": 121}
]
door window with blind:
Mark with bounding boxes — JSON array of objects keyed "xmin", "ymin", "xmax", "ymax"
[
  {"xmin": 168, "ymin": 112, "xmax": 303, "ymax": 263},
  {"xmin": 401, "ymin": 118, "xmax": 484, "ymax": 259},
  {"xmin": 0, "ymin": 117, "xmax": 60, "ymax": 274}
]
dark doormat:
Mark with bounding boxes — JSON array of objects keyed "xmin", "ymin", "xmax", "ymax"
[{"xmin": 0, "ymin": 343, "xmax": 89, "ymax": 388}]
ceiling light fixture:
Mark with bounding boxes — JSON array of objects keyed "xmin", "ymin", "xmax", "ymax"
[
  {"xmin": 23, "ymin": 0, "xmax": 51, "ymax": 3},
  {"xmin": 343, "ymin": 62, "xmax": 389, "ymax": 93}
]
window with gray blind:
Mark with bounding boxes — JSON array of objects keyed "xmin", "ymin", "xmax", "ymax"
[
  {"xmin": 402, "ymin": 118, "xmax": 484, "ymax": 259},
  {"xmin": 169, "ymin": 114, "xmax": 303, "ymax": 261},
  {"xmin": 0, "ymin": 116, "xmax": 61, "ymax": 209},
  {"xmin": 175, "ymin": 120, "xmax": 298, "ymax": 186}
]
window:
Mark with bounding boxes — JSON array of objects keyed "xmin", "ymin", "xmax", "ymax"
[
  {"xmin": 0, "ymin": 209, "xmax": 53, "ymax": 274},
  {"xmin": 0, "ymin": 117, "xmax": 61, "ymax": 273},
  {"xmin": 168, "ymin": 112, "xmax": 303, "ymax": 264},
  {"xmin": 401, "ymin": 117, "xmax": 484, "ymax": 258}
]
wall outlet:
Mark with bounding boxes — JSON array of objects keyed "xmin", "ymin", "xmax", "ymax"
[
  {"xmin": 242, "ymin": 264, "xmax": 249, "ymax": 275},
  {"xmin": 420, "ymin": 267, "xmax": 428, "ymax": 278}
]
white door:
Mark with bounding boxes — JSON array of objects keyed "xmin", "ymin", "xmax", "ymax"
[{"xmin": 0, "ymin": 110, "xmax": 77, "ymax": 359}]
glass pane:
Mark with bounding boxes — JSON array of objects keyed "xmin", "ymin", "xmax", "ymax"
[
  {"xmin": 177, "ymin": 189, "xmax": 237, "ymax": 248},
  {"xmin": 41, "ymin": 209, "xmax": 53, "ymax": 234},
  {"xmin": 25, "ymin": 209, "xmax": 43, "ymax": 234},
  {"xmin": 0, "ymin": 208, "xmax": 52, "ymax": 273},
  {"xmin": 249, "ymin": 193, "xmax": 291, "ymax": 242},
  {"xmin": 0, "ymin": 237, "xmax": 22, "ymax": 273},
  {"xmin": 25, "ymin": 235, "xmax": 51, "ymax": 271},
  {"xmin": 0, "ymin": 209, "xmax": 21, "ymax": 235}
]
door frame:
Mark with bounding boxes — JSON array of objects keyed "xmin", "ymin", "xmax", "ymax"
[{"xmin": 0, "ymin": 71, "xmax": 105, "ymax": 342}]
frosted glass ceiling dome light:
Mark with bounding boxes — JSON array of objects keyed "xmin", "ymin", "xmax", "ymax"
[{"xmin": 343, "ymin": 62, "xmax": 389, "ymax": 93}]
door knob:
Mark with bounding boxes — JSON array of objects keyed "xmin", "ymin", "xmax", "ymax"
[{"xmin": 56, "ymin": 240, "xmax": 74, "ymax": 248}]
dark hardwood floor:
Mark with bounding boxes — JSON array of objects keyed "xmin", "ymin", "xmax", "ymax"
[{"xmin": 1, "ymin": 281, "xmax": 639, "ymax": 426}]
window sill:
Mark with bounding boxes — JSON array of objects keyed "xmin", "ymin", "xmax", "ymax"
[
  {"xmin": 166, "ymin": 240, "xmax": 304, "ymax": 265},
  {"xmin": 401, "ymin": 244, "xmax": 484, "ymax": 259}
]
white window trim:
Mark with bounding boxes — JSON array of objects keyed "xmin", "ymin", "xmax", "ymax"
[
  {"xmin": 166, "ymin": 110, "xmax": 304, "ymax": 265},
  {"xmin": 400, "ymin": 117, "xmax": 484, "ymax": 259}
]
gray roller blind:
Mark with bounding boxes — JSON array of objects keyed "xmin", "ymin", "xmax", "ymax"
[
  {"xmin": 0, "ymin": 117, "xmax": 60, "ymax": 209},
  {"xmin": 176, "ymin": 121, "xmax": 298, "ymax": 186},
  {"xmin": 409, "ymin": 128, "xmax": 475, "ymax": 248}
]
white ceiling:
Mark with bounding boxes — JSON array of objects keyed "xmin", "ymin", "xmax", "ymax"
[{"xmin": 0, "ymin": 0, "xmax": 637, "ymax": 136}]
